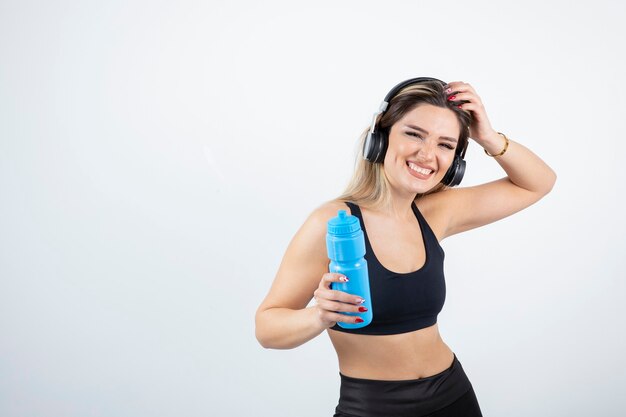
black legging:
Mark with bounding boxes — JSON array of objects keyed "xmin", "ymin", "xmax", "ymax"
[
  {"xmin": 333, "ymin": 352, "xmax": 483, "ymax": 417},
  {"xmin": 423, "ymin": 385, "xmax": 483, "ymax": 417}
]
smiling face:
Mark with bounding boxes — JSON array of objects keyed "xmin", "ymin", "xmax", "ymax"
[{"xmin": 383, "ymin": 104, "xmax": 461, "ymax": 195}]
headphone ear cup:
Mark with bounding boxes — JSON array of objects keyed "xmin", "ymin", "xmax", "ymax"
[
  {"xmin": 441, "ymin": 154, "xmax": 466, "ymax": 187},
  {"xmin": 364, "ymin": 128, "xmax": 389, "ymax": 163},
  {"xmin": 450, "ymin": 157, "xmax": 466, "ymax": 186}
]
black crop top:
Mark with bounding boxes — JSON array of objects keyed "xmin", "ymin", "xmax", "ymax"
[{"xmin": 329, "ymin": 201, "xmax": 446, "ymax": 335}]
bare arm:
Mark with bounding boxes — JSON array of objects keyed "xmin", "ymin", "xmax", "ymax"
[
  {"xmin": 482, "ymin": 131, "xmax": 557, "ymax": 194},
  {"xmin": 255, "ymin": 202, "xmax": 363, "ymax": 349},
  {"xmin": 255, "ymin": 306, "xmax": 325, "ymax": 350},
  {"xmin": 435, "ymin": 132, "xmax": 557, "ymax": 238},
  {"xmin": 254, "ymin": 207, "xmax": 328, "ymax": 349}
]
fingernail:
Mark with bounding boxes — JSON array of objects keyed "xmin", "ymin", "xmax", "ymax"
[
  {"xmin": 358, "ymin": 298, "xmax": 365, "ymax": 304},
  {"xmin": 355, "ymin": 318, "xmax": 364, "ymax": 323},
  {"xmin": 447, "ymin": 95, "xmax": 456, "ymax": 101},
  {"xmin": 341, "ymin": 276, "xmax": 349, "ymax": 282},
  {"xmin": 445, "ymin": 88, "xmax": 452, "ymax": 93},
  {"xmin": 358, "ymin": 306, "xmax": 368, "ymax": 312}
]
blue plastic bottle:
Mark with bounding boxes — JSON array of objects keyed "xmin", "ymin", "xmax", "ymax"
[{"xmin": 326, "ymin": 209, "xmax": 373, "ymax": 329}]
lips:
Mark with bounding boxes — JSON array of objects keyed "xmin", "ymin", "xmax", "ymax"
[
  {"xmin": 406, "ymin": 162, "xmax": 434, "ymax": 179},
  {"xmin": 406, "ymin": 161, "xmax": 435, "ymax": 172}
]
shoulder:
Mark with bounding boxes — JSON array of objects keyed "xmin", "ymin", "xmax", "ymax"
[{"xmin": 290, "ymin": 199, "xmax": 352, "ymax": 250}]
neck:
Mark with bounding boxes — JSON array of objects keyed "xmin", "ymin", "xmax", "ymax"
[{"xmin": 379, "ymin": 188, "xmax": 417, "ymax": 222}]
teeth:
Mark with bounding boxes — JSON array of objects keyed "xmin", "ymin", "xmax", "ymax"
[{"xmin": 408, "ymin": 162, "xmax": 433, "ymax": 175}]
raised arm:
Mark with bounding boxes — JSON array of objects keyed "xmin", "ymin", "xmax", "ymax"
[
  {"xmin": 430, "ymin": 81, "xmax": 557, "ymax": 238},
  {"xmin": 436, "ymin": 132, "xmax": 557, "ymax": 238}
]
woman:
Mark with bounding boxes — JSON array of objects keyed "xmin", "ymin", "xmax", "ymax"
[{"xmin": 255, "ymin": 77, "xmax": 556, "ymax": 416}]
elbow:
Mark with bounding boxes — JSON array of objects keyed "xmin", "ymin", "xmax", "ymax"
[
  {"xmin": 255, "ymin": 332, "xmax": 286, "ymax": 350},
  {"xmin": 255, "ymin": 309, "xmax": 283, "ymax": 349},
  {"xmin": 255, "ymin": 311, "xmax": 270, "ymax": 349},
  {"xmin": 544, "ymin": 169, "xmax": 557, "ymax": 194},
  {"xmin": 256, "ymin": 330, "xmax": 276, "ymax": 350},
  {"xmin": 255, "ymin": 328, "xmax": 292, "ymax": 350},
  {"xmin": 255, "ymin": 328, "xmax": 268, "ymax": 349},
  {"xmin": 535, "ymin": 169, "xmax": 557, "ymax": 196},
  {"xmin": 256, "ymin": 335, "xmax": 270, "ymax": 350},
  {"xmin": 254, "ymin": 309, "xmax": 300, "ymax": 350}
]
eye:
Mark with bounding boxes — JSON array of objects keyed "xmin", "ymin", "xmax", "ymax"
[
  {"xmin": 406, "ymin": 132, "xmax": 455, "ymax": 150},
  {"xmin": 406, "ymin": 132, "xmax": 422, "ymax": 139}
]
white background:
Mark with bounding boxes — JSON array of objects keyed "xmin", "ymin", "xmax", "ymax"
[{"xmin": 1, "ymin": 1, "xmax": 625, "ymax": 416}]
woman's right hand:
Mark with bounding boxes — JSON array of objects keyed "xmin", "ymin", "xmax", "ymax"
[{"xmin": 313, "ymin": 272, "xmax": 367, "ymax": 329}]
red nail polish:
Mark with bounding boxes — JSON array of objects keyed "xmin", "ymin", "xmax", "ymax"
[
  {"xmin": 355, "ymin": 318, "xmax": 364, "ymax": 323},
  {"xmin": 458, "ymin": 105, "xmax": 462, "ymax": 108},
  {"xmin": 448, "ymin": 95, "xmax": 456, "ymax": 101},
  {"xmin": 358, "ymin": 307, "xmax": 368, "ymax": 312}
]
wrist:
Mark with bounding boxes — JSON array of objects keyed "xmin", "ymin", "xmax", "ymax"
[
  {"xmin": 483, "ymin": 131, "xmax": 509, "ymax": 157},
  {"xmin": 307, "ymin": 305, "xmax": 329, "ymax": 331}
]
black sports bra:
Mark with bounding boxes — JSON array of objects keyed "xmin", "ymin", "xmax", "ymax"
[{"xmin": 329, "ymin": 201, "xmax": 446, "ymax": 335}]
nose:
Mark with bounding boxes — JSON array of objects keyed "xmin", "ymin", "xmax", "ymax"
[{"xmin": 417, "ymin": 140, "xmax": 436, "ymax": 160}]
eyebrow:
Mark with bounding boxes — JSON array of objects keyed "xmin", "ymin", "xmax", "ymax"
[{"xmin": 404, "ymin": 124, "xmax": 458, "ymax": 144}]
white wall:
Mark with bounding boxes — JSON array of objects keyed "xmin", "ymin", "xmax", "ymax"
[{"xmin": 1, "ymin": 1, "xmax": 624, "ymax": 416}]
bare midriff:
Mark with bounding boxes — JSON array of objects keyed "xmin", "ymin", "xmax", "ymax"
[{"xmin": 327, "ymin": 323, "xmax": 455, "ymax": 380}]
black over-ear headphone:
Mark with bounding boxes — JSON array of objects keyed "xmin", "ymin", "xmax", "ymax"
[{"xmin": 362, "ymin": 76, "xmax": 469, "ymax": 187}]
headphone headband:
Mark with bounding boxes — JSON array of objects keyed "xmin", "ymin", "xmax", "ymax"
[{"xmin": 382, "ymin": 77, "xmax": 447, "ymax": 106}]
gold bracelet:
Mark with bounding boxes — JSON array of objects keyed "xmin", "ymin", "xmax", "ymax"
[{"xmin": 484, "ymin": 132, "xmax": 509, "ymax": 157}]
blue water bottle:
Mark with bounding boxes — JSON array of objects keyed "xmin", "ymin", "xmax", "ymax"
[{"xmin": 326, "ymin": 209, "xmax": 372, "ymax": 329}]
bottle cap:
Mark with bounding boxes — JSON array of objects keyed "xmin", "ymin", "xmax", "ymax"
[{"xmin": 327, "ymin": 210, "xmax": 361, "ymax": 235}]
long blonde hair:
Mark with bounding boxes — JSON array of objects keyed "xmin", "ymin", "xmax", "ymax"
[{"xmin": 334, "ymin": 79, "xmax": 472, "ymax": 212}]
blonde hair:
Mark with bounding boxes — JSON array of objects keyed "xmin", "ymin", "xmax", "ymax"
[{"xmin": 334, "ymin": 79, "xmax": 472, "ymax": 212}]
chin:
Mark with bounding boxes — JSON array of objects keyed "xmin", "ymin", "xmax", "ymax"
[{"xmin": 415, "ymin": 177, "xmax": 446, "ymax": 194}]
